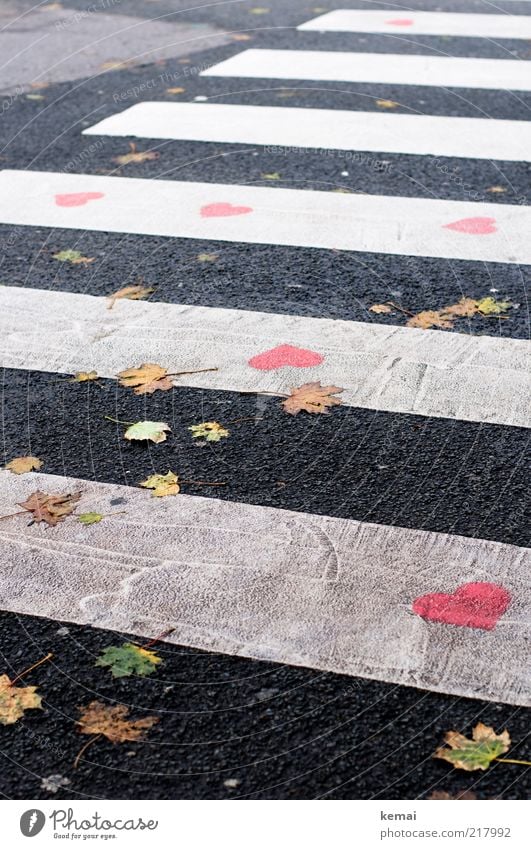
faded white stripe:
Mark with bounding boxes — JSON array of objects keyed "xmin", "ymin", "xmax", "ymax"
[
  {"xmin": 0, "ymin": 169, "xmax": 530, "ymax": 264},
  {"xmin": 1, "ymin": 286, "xmax": 529, "ymax": 428},
  {"xmin": 0, "ymin": 471, "xmax": 529, "ymax": 705},
  {"xmin": 83, "ymin": 102, "xmax": 531, "ymax": 163},
  {"xmin": 201, "ymin": 48, "xmax": 531, "ymax": 92},
  {"xmin": 298, "ymin": 10, "xmax": 531, "ymax": 39}
]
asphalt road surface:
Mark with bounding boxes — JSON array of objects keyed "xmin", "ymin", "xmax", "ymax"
[{"xmin": 0, "ymin": 0, "xmax": 529, "ymax": 800}]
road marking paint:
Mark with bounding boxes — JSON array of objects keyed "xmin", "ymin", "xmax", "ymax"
[
  {"xmin": 1, "ymin": 170, "xmax": 530, "ymax": 264},
  {"xmin": 201, "ymin": 48, "xmax": 531, "ymax": 92},
  {"xmin": 84, "ymin": 101, "xmax": 531, "ymax": 162},
  {"xmin": 1, "ymin": 286, "xmax": 529, "ymax": 428},
  {"xmin": 298, "ymin": 10, "xmax": 531, "ymax": 39},
  {"xmin": 0, "ymin": 470, "xmax": 529, "ymax": 705}
]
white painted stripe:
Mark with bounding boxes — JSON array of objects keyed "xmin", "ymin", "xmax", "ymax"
[
  {"xmin": 298, "ymin": 10, "xmax": 531, "ymax": 39},
  {"xmin": 201, "ymin": 48, "xmax": 531, "ymax": 92},
  {"xmin": 83, "ymin": 101, "xmax": 531, "ymax": 163},
  {"xmin": 1, "ymin": 169, "xmax": 530, "ymax": 265},
  {"xmin": 1, "ymin": 286, "xmax": 529, "ymax": 428},
  {"xmin": 0, "ymin": 471, "xmax": 528, "ymax": 705}
]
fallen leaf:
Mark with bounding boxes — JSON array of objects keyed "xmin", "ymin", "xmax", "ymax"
[
  {"xmin": 96, "ymin": 643, "xmax": 162, "ymax": 678},
  {"xmin": 282, "ymin": 381, "xmax": 343, "ymax": 415},
  {"xmin": 369, "ymin": 303, "xmax": 392, "ymax": 314},
  {"xmin": 52, "ymin": 249, "xmax": 94, "ymax": 265},
  {"xmin": 429, "ymin": 790, "xmax": 477, "ymax": 800},
  {"xmin": 376, "ymin": 99, "xmax": 399, "ymax": 109},
  {"xmin": 442, "ymin": 297, "xmax": 479, "ymax": 318},
  {"xmin": 487, "ymin": 186, "xmax": 507, "ymax": 193},
  {"xmin": 262, "ymin": 172, "xmax": 280, "ymax": 180},
  {"xmin": 78, "ymin": 512, "xmax": 104, "ymax": 525},
  {"xmin": 107, "ymin": 285, "xmax": 154, "ymax": 310},
  {"xmin": 77, "ymin": 701, "xmax": 158, "ymax": 743},
  {"xmin": 434, "ymin": 723, "xmax": 510, "ymax": 772},
  {"xmin": 41, "ymin": 774, "xmax": 71, "ymax": 793},
  {"xmin": 232, "ymin": 33, "xmax": 253, "ymax": 41},
  {"xmin": 140, "ymin": 471, "xmax": 180, "ymax": 497},
  {"xmin": 18, "ymin": 490, "xmax": 81, "ymax": 527},
  {"xmin": 117, "ymin": 363, "xmax": 174, "ymax": 395},
  {"xmin": 68, "ymin": 371, "xmax": 99, "ymax": 385},
  {"xmin": 113, "ymin": 143, "xmax": 159, "ymax": 166},
  {"xmin": 0, "ymin": 674, "xmax": 42, "ymax": 725},
  {"xmin": 100, "ymin": 59, "xmax": 134, "ymax": 72},
  {"xmin": 124, "ymin": 421, "xmax": 171, "ymax": 443},
  {"xmin": 26, "ymin": 94, "xmax": 45, "ymax": 101},
  {"xmin": 406, "ymin": 310, "xmax": 454, "ymax": 330},
  {"xmin": 166, "ymin": 87, "xmax": 185, "ymax": 95},
  {"xmin": 197, "ymin": 253, "xmax": 219, "ymax": 262},
  {"xmin": 475, "ymin": 296, "xmax": 512, "ymax": 315},
  {"xmin": 249, "ymin": 6, "xmax": 270, "ymax": 13},
  {"xmin": 188, "ymin": 422, "xmax": 230, "ymax": 442},
  {"xmin": 5, "ymin": 456, "xmax": 43, "ymax": 475}
]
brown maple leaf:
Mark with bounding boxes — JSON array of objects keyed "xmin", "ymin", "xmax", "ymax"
[
  {"xmin": 117, "ymin": 363, "xmax": 174, "ymax": 395},
  {"xmin": 77, "ymin": 701, "xmax": 158, "ymax": 743},
  {"xmin": 18, "ymin": 490, "xmax": 81, "ymax": 527},
  {"xmin": 282, "ymin": 381, "xmax": 343, "ymax": 416},
  {"xmin": 5, "ymin": 456, "xmax": 43, "ymax": 475},
  {"xmin": 107, "ymin": 285, "xmax": 154, "ymax": 310},
  {"xmin": 442, "ymin": 297, "xmax": 480, "ymax": 318},
  {"xmin": 406, "ymin": 310, "xmax": 454, "ymax": 330},
  {"xmin": 113, "ymin": 143, "xmax": 159, "ymax": 166}
]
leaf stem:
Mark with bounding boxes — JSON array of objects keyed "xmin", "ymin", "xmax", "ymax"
[
  {"xmin": 104, "ymin": 415, "xmax": 136, "ymax": 426},
  {"xmin": 10, "ymin": 653, "xmax": 53, "ymax": 686},
  {"xmin": 143, "ymin": 628, "xmax": 176, "ymax": 649},
  {"xmin": 74, "ymin": 734, "xmax": 102, "ymax": 769},
  {"xmin": 227, "ymin": 417, "xmax": 264, "ymax": 424},
  {"xmin": 495, "ymin": 757, "xmax": 531, "ymax": 766},
  {"xmin": 0, "ymin": 510, "xmax": 28, "ymax": 522},
  {"xmin": 385, "ymin": 300, "xmax": 415, "ymax": 317},
  {"xmin": 166, "ymin": 367, "xmax": 219, "ymax": 378},
  {"xmin": 181, "ymin": 480, "xmax": 227, "ymax": 486}
]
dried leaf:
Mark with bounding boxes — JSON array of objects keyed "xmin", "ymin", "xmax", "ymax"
[
  {"xmin": 434, "ymin": 723, "xmax": 510, "ymax": 772},
  {"xmin": 96, "ymin": 643, "xmax": 162, "ymax": 678},
  {"xmin": 5, "ymin": 456, "xmax": 43, "ymax": 475},
  {"xmin": 249, "ymin": 6, "xmax": 270, "ymax": 13},
  {"xmin": 26, "ymin": 94, "xmax": 45, "ymax": 101},
  {"xmin": 262, "ymin": 172, "xmax": 280, "ymax": 180},
  {"xmin": 442, "ymin": 297, "xmax": 479, "ymax": 318},
  {"xmin": 100, "ymin": 59, "xmax": 135, "ymax": 72},
  {"xmin": 188, "ymin": 422, "xmax": 229, "ymax": 442},
  {"xmin": 376, "ymin": 99, "xmax": 399, "ymax": 109},
  {"xmin": 70, "ymin": 371, "xmax": 99, "ymax": 383},
  {"xmin": 107, "ymin": 285, "xmax": 154, "ymax": 309},
  {"xmin": 140, "ymin": 471, "xmax": 180, "ymax": 497},
  {"xmin": 429, "ymin": 790, "xmax": 477, "ymax": 800},
  {"xmin": 487, "ymin": 186, "xmax": 506, "ymax": 193},
  {"xmin": 113, "ymin": 143, "xmax": 159, "ymax": 166},
  {"xmin": 475, "ymin": 296, "xmax": 512, "ymax": 315},
  {"xmin": 117, "ymin": 363, "xmax": 174, "ymax": 395},
  {"xmin": 78, "ymin": 512, "xmax": 104, "ymax": 525},
  {"xmin": 77, "ymin": 701, "xmax": 158, "ymax": 743},
  {"xmin": 166, "ymin": 87, "xmax": 185, "ymax": 94},
  {"xmin": 52, "ymin": 249, "xmax": 94, "ymax": 265},
  {"xmin": 232, "ymin": 33, "xmax": 253, "ymax": 41},
  {"xmin": 282, "ymin": 381, "xmax": 343, "ymax": 416},
  {"xmin": 0, "ymin": 674, "xmax": 42, "ymax": 725},
  {"xmin": 406, "ymin": 310, "xmax": 454, "ymax": 330},
  {"xmin": 124, "ymin": 421, "xmax": 171, "ymax": 443},
  {"xmin": 18, "ymin": 490, "xmax": 81, "ymax": 527},
  {"xmin": 197, "ymin": 253, "xmax": 219, "ymax": 262},
  {"xmin": 369, "ymin": 303, "xmax": 392, "ymax": 314}
]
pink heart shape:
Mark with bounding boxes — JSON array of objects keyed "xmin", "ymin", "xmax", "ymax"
[
  {"xmin": 444, "ymin": 216, "xmax": 497, "ymax": 235},
  {"xmin": 55, "ymin": 192, "xmax": 105, "ymax": 208},
  {"xmin": 412, "ymin": 582, "xmax": 510, "ymax": 631},
  {"xmin": 385, "ymin": 18, "xmax": 414, "ymax": 26},
  {"xmin": 248, "ymin": 344, "xmax": 324, "ymax": 371},
  {"xmin": 201, "ymin": 202, "xmax": 253, "ymax": 218}
]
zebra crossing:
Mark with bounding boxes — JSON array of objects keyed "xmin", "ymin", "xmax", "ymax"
[{"xmin": 0, "ymin": 3, "xmax": 529, "ymax": 710}]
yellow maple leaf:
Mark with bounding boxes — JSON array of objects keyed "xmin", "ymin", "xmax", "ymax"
[
  {"xmin": 282, "ymin": 382, "xmax": 343, "ymax": 416},
  {"xmin": 166, "ymin": 87, "xmax": 185, "ymax": 95},
  {"xmin": 5, "ymin": 456, "xmax": 43, "ymax": 475},
  {"xmin": 376, "ymin": 99, "xmax": 399, "ymax": 109},
  {"xmin": 487, "ymin": 186, "xmax": 507, "ymax": 193},
  {"xmin": 188, "ymin": 422, "xmax": 229, "ymax": 442},
  {"xmin": 70, "ymin": 371, "xmax": 99, "ymax": 383},
  {"xmin": 369, "ymin": 303, "xmax": 392, "ymax": 314},
  {"xmin": 140, "ymin": 471, "xmax": 180, "ymax": 497},
  {"xmin": 117, "ymin": 363, "xmax": 174, "ymax": 395},
  {"xmin": 0, "ymin": 674, "xmax": 42, "ymax": 725},
  {"xmin": 406, "ymin": 310, "xmax": 454, "ymax": 330},
  {"xmin": 475, "ymin": 296, "xmax": 512, "ymax": 315}
]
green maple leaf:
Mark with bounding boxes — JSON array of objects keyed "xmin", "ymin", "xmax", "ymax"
[
  {"xmin": 95, "ymin": 643, "xmax": 162, "ymax": 678},
  {"xmin": 124, "ymin": 420, "xmax": 171, "ymax": 443},
  {"xmin": 78, "ymin": 512, "xmax": 104, "ymax": 525},
  {"xmin": 434, "ymin": 723, "xmax": 511, "ymax": 771}
]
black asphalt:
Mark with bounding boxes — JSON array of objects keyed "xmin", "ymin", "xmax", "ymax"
[{"xmin": 0, "ymin": 0, "xmax": 529, "ymax": 800}]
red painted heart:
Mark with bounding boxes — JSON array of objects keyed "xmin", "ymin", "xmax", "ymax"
[
  {"xmin": 55, "ymin": 192, "xmax": 105, "ymax": 207},
  {"xmin": 385, "ymin": 18, "xmax": 414, "ymax": 26},
  {"xmin": 412, "ymin": 582, "xmax": 510, "ymax": 631},
  {"xmin": 444, "ymin": 216, "xmax": 497, "ymax": 235},
  {"xmin": 201, "ymin": 202, "xmax": 253, "ymax": 218},
  {"xmin": 248, "ymin": 344, "xmax": 324, "ymax": 371}
]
